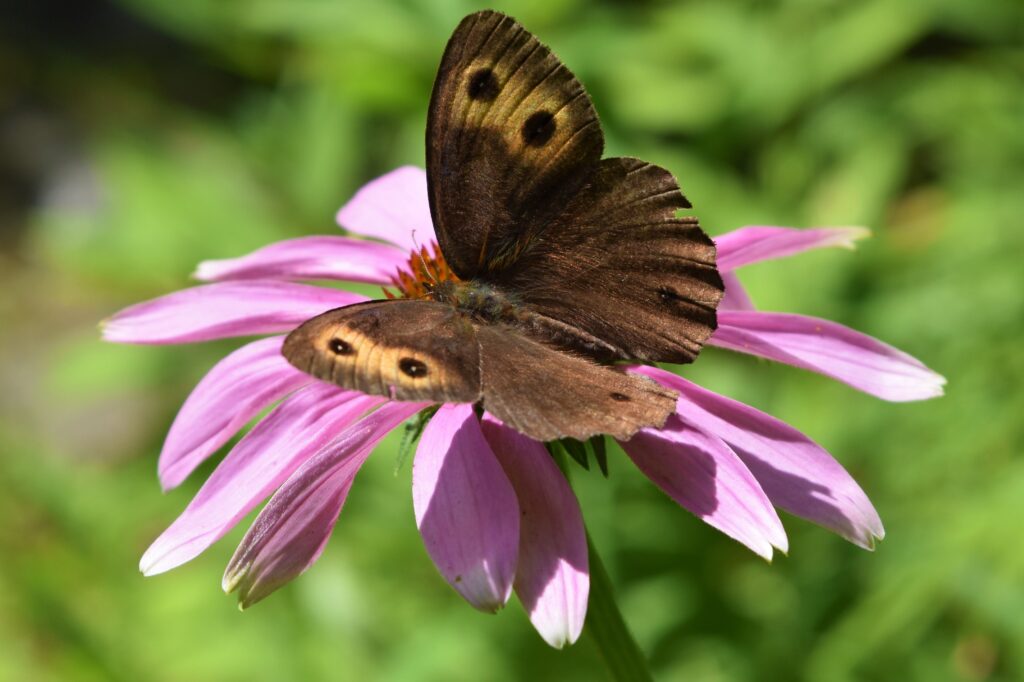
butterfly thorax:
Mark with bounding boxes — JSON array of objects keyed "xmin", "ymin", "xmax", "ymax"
[
  {"xmin": 431, "ymin": 279, "xmax": 521, "ymax": 323},
  {"xmin": 386, "ymin": 241, "xmax": 523, "ymax": 323}
]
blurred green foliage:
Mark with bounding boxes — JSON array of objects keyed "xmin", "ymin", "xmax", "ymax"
[{"xmin": 1, "ymin": 0, "xmax": 1022, "ymax": 680}]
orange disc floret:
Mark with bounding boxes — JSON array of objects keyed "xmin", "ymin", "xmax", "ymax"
[{"xmin": 386, "ymin": 242, "xmax": 460, "ymax": 299}]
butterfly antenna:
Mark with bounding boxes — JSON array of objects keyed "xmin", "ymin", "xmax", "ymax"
[
  {"xmin": 410, "ymin": 230, "xmax": 440, "ymax": 290},
  {"xmin": 407, "ymin": 229, "xmax": 443, "ymax": 298}
]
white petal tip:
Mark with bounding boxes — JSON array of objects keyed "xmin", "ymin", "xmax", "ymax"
[
  {"xmin": 139, "ymin": 560, "xmax": 164, "ymax": 578},
  {"xmin": 752, "ymin": 532, "xmax": 790, "ymax": 561},
  {"xmin": 886, "ymin": 378, "xmax": 946, "ymax": 402},
  {"xmin": 98, "ymin": 319, "xmax": 119, "ymax": 342},
  {"xmin": 139, "ymin": 544, "xmax": 182, "ymax": 577},
  {"xmin": 223, "ymin": 571, "xmax": 260, "ymax": 609},
  {"xmin": 835, "ymin": 226, "xmax": 872, "ymax": 246},
  {"xmin": 859, "ymin": 530, "xmax": 886, "ymax": 551},
  {"xmin": 532, "ymin": 621, "xmax": 583, "ymax": 649},
  {"xmin": 743, "ymin": 538, "xmax": 777, "ymax": 562},
  {"xmin": 542, "ymin": 636, "xmax": 571, "ymax": 650},
  {"xmin": 222, "ymin": 570, "xmax": 243, "ymax": 594},
  {"xmin": 191, "ymin": 262, "xmax": 218, "ymax": 281},
  {"xmin": 99, "ymin": 319, "xmax": 148, "ymax": 345}
]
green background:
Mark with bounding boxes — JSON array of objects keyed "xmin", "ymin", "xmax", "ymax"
[{"xmin": 1, "ymin": 0, "xmax": 1022, "ymax": 680}]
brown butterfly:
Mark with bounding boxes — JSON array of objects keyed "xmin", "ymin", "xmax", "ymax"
[{"xmin": 283, "ymin": 10, "xmax": 724, "ymax": 442}]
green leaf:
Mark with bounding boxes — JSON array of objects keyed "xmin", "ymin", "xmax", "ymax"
[
  {"xmin": 393, "ymin": 407, "xmax": 436, "ymax": 474},
  {"xmin": 561, "ymin": 438, "xmax": 590, "ymax": 471},
  {"xmin": 588, "ymin": 435, "xmax": 609, "ymax": 478}
]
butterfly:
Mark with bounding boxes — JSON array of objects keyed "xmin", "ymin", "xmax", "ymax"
[{"xmin": 283, "ymin": 10, "xmax": 724, "ymax": 442}]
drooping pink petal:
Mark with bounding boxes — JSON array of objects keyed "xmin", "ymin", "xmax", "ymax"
[
  {"xmin": 413, "ymin": 404, "xmax": 519, "ymax": 613},
  {"xmin": 710, "ymin": 311, "xmax": 946, "ymax": 401},
  {"xmin": 336, "ymin": 166, "xmax": 435, "ymax": 252},
  {"xmin": 623, "ymin": 416, "xmax": 788, "ymax": 560},
  {"xmin": 719, "ymin": 272, "xmax": 757, "ymax": 311},
  {"xmin": 715, "ymin": 226, "xmax": 870, "ymax": 272},
  {"xmin": 159, "ymin": 336, "xmax": 311, "ymax": 491},
  {"xmin": 222, "ymin": 400, "xmax": 427, "ymax": 608},
  {"xmin": 632, "ymin": 366, "xmax": 884, "ymax": 548},
  {"xmin": 481, "ymin": 416, "xmax": 588, "ymax": 648},
  {"xmin": 103, "ymin": 281, "xmax": 367, "ymax": 345},
  {"xmin": 193, "ymin": 236, "xmax": 409, "ymax": 285},
  {"xmin": 140, "ymin": 385, "xmax": 384, "ymax": 575}
]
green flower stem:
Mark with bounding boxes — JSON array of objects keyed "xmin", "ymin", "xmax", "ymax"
[{"xmin": 583, "ymin": 532, "xmax": 654, "ymax": 682}]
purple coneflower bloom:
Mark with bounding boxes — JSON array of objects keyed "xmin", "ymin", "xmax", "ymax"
[{"xmin": 103, "ymin": 166, "xmax": 944, "ymax": 648}]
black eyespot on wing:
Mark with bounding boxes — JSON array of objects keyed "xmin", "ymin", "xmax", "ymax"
[
  {"xmin": 399, "ymin": 358, "xmax": 429, "ymax": 378},
  {"xmin": 467, "ymin": 68, "xmax": 500, "ymax": 101},
  {"xmin": 328, "ymin": 338, "xmax": 353, "ymax": 355},
  {"xmin": 609, "ymin": 392, "xmax": 630, "ymax": 402},
  {"xmin": 522, "ymin": 111, "xmax": 556, "ymax": 147}
]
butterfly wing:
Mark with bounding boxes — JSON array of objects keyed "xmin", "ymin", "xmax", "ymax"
[
  {"xmin": 427, "ymin": 13, "xmax": 722, "ymax": 364},
  {"xmin": 495, "ymin": 157, "xmax": 724, "ymax": 364},
  {"xmin": 285, "ymin": 12, "xmax": 713, "ymax": 439},
  {"xmin": 426, "ymin": 10, "xmax": 604, "ymax": 279},
  {"xmin": 282, "ymin": 300, "xmax": 481, "ymax": 403},
  {"xmin": 283, "ymin": 299, "xmax": 676, "ymax": 442},
  {"xmin": 476, "ymin": 325, "xmax": 677, "ymax": 442}
]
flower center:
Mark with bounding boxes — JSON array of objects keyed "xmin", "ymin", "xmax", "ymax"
[{"xmin": 387, "ymin": 242, "xmax": 461, "ymax": 299}]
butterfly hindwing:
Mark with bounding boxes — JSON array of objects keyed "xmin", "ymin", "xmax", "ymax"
[
  {"xmin": 494, "ymin": 157, "xmax": 724, "ymax": 364},
  {"xmin": 426, "ymin": 10, "xmax": 604, "ymax": 279},
  {"xmin": 476, "ymin": 325, "xmax": 677, "ymax": 442},
  {"xmin": 282, "ymin": 300, "xmax": 481, "ymax": 403}
]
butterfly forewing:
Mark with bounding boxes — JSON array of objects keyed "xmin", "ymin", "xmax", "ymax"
[
  {"xmin": 282, "ymin": 301, "xmax": 481, "ymax": 403},
  {"xmin": 427, "ymin": 10, "xmax": 604, "ymax": 279}
]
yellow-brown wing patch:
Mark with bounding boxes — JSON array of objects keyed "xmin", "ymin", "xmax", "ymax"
[{"xmin": 283, "ymin": 300, "xmax": 481, "ymax": 403}]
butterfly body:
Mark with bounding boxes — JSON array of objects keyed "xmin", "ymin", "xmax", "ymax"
[
  {"xmin": 283, "ymin": 10, "xmax": 724, "ymax": 442},
  {"xmin": 431, "ymin": 279, "xmax": 522, "ymax": 323}
]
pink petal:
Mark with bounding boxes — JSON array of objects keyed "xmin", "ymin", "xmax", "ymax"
[
  {"xmin": 719, "ymin": 272, "xmax": 756, "ymax": 311},
  {"xmin": 159, "ymin": 336, "xmax": 311, "ymax": 491},
  {"xmin": 193, "ymin": 236, "xmax": 409, "ymax": 285},
  {"xmin": 140, "ymin": 385, "xmax": 384, "ymax": 575},
  {"xmin": 715, "ymin": 226, "xmax": 870, "ymax": 272},
  {"xmin": 222, "ymin": 401, "xmax": 427, "ymax": 608},
  {"xmin": 103, "ymin": 281, "xmax": 367, "ymax": 345},
  {"xmin": 632, "ymin": 366, "xmax": 884, "ymax": 548},
  {"xmin": 481, "ymin": 416, "xmax": 588, "ymax": 648},
  {"xmin": 623, "ymin": 416, "xmax": 788, "ymax": 560},
  {"xmin": 413, "ymin": 404, "xmax": 519, "ymax": 613},
  {"xmin": 711, "ymin": 311, "xmax": 946, "ymax": 401},
  {"xmin": 336, "ymin": 166, "xmax": 435, "ymax": 252}
]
